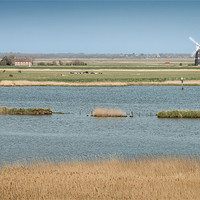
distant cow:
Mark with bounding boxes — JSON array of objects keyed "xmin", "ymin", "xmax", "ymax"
[{"xmin": 9, "ymin": 74, "xmax": 13, "ymax": 77}]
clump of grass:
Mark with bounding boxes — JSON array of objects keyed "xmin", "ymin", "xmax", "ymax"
[
  {"xmin": 0, "ymin": 107, "xmax": 52, "ymax": 115},
  {"xmin": 157, "ymin": 110, "xmax": 200, "ymax": 118},
  {"xmin": 92, "ymin": 107, "xmax": 127, "ymax": 117},
  {"xmin": 0, "ymin": 156, "xmax": 200, "ymax": 200}
]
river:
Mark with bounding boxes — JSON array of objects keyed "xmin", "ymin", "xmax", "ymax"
[{"xmin": 0, "ymin": 86, "xmax": 200, "ymax": 163}]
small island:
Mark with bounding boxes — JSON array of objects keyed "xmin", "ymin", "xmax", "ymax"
[
  {"xmin": 0, "ymin": 107, "xmax": 52, "ymax": 115},
  {"xmin": 157, "ymin": 110, "xmax": 200, "ymax": 118},
  {"xmin": 91, "ymin": 108, "xmax": 127, "ymax": 117}
]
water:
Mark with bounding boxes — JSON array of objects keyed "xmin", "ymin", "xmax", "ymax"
[{"xmin": 0, "ymin": 86, "xmax": 200, "ymax": 163}]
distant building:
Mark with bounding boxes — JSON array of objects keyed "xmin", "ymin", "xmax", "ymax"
[
  {"xmin": 195, "ymin": 50, "xmax": 200, "ymax": 66},
  {"xmin": 15, "ymin": 57, "xmax": 32, "ymax": 66},
  {"xmin": 165, "ymin": 61, "xmax": 170, "ymax": 65}
]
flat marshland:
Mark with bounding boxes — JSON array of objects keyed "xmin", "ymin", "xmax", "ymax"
[
  {"xmin": 1, "ymin": 58, "xmax": 195, "ymax": 69},
  {"xmin": 1, "ymin": 58, "xmax": 200, "ymax": 86},
  {"xmin": 1, "ymin": 70, "xmax": 200, "ymax": 86},
  {"xmin": 1, "ymin": 157, "xmax": 200, "ymax": 200}
]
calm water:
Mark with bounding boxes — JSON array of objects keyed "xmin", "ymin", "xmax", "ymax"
[{"xmin": 0, "ymin": 86, "xmax": 200, "ymax": 163}]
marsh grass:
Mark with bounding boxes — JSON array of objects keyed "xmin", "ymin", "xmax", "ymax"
[
  {"xmin": 1, "ymin": 156, "xmax": 200, "ymax": 200},
  {"xmin": 0, "ymin": 58, "xmax": 197, "ymax": 70},
  {"xmin": 157, "ymin": 110, "xmax": 200, "ymax": 118},
  {"xmin": 1, "ymin": 70, "xmax": 200, "ymax": 84},
  {"xmin": 1, "ymin": 66, "xmax": 199, "ymax": 69},
  {"xmin": 92, "ymin": 108, "xmax": 127, "ymax": 117},
  {"xmin": 0, "ymin": 107, "xmax": 52, "ymax": 115}
]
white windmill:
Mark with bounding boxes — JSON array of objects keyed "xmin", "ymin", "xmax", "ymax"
[{"xmin": 189, "ymin": 37, "xmax": 200, "ymax": 66}]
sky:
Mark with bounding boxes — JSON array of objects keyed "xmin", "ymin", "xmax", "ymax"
[{"xmin": 0, "ymin": 0, "xmax": 199, "ymax": 54}]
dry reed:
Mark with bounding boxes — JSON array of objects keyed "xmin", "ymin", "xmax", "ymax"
[
  {"xmin": 92, "ymin": 107, "xmax": 127, "ymax": 117},
  {"xmin": 1, "ymin": 157, "xmax": 200, "ymax": 200}
]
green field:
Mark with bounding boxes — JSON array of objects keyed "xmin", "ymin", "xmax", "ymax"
[
  {"xmin": 0, "ymin": 58, "xmax": 198, "ymax": 70},
  {"xmin": 0, "ymin": 70, "xmax": 200, "ymax": 83},
  {"xmin": 0, "ymin": 59, "xmax": 199, "ymax": 85}
]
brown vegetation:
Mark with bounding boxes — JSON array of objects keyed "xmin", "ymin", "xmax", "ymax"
[
  {"xmin": 0, "ymin": 107, "xmax": 52, "ymax": 115},
  {"xmin": 0, "ymin": 157, "xmax": 200, "ymax": 200},
  {"xmin": 92, "ymin": 108, "xmax": 127, "ymax": 117}
]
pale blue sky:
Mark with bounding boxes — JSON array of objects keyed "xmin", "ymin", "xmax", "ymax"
[{"xmin": 0, "ymin": 0, "xmax": 199, "ymax": 54}]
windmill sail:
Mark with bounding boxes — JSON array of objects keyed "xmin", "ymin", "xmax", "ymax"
[{"xmin": 189, "ymin": 37, "xmax": 200, "ymax": 66}]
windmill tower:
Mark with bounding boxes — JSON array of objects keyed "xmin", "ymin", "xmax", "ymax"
[{"xmin": 189, "ymin": 37, "xmax": 200, "ymax": 66}]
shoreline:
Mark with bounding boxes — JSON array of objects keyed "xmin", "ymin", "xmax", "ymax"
[{"xmin": 1, "ymin": 80, "xmax": 200, "ymax": 86}]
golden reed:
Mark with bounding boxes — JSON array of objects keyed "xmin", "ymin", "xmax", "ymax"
[
  {"xmin": 1, "ymin": 157, "xmax": 200, "ymax": 200},
  {"xmin": 92, "ymin": 108, "xmax": 127, "ymax": 117}
]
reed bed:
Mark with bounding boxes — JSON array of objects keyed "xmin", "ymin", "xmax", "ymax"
[
  {"xmin": 157, "ymin": 110, "xmax": 200, "ymax": 118},
  {"xmin": 92, "ymin": 108, "xmax": 127, "ymax": 117},
  {"xmin": 1, "ymin": 157, "xmax": 200, "ymax": 200},
  {"xmin": 0, "ymin": 107, "xmax": 52, "ymax": 115}
]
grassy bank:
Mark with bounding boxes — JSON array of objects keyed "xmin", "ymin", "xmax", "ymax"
[
  {"xmin": 0, "ymin": 157, "xmax": 200, "ymax": 200},
  {"xmin": 0, "ymin": 66, "xmax": 199, "ymax": 70},
  {"xmin": 157, "ymin": 110, "xmax": 200, "ymax": 118},
  {"xmin": 1, "ymin": 70, "xmax": 200, "ymax": 83},
  {"xmin": 1, "ymin": 58, "xmax": 200, "ymax": 86},
  {"xmin": 0, "ymin": 107, "xmax": 52, "ymax": 115}
]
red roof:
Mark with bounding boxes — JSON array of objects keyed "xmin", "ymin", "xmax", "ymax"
[{"xmin": 15, "ymin": 57, "xmax": 32, "ymax": 62}]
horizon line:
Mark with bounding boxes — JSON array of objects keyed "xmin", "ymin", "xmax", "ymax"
[{"xmin": 0, "ymin": 52, "xmax": 193, "ymax": 55}]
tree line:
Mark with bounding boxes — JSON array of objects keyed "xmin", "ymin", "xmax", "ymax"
[
  {"xmin": 0, "ymin": 53, "xmax": 193, "ymax": 59},
  {"xmin": 0, "ymin": 55, "xmax": 15, "ymax": 66},
  {"xmin": 37, "ymin": 60, "xmax": 87, "ymax": 66}
]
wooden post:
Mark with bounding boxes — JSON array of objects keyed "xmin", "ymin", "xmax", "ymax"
[{"xmin": 181, "ymin": 77, "xmax": 184, "ymax": 90}]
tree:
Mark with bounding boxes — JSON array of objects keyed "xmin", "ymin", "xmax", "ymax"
[
  {"xmin": 0, "ymin": 56, "xmax": 8, "ymax": 66},
  {"xmin": 38, "ymin": 62, "xmax": 46, "ymax": 66},
  {"xmin": 0, "ymin": 55, "xmax": 15, "ymax": 66},
  {"xmin": 52, "ymin": 61, "xmax": 57, "ymax": 66},
  {"xmin": 71, "ymin": 60, "xmax": 87, "ymax": 66},
  {"xmin": 59, "ymin": 60, "xmax": 63, "ymax": 66}
]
